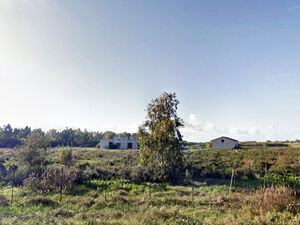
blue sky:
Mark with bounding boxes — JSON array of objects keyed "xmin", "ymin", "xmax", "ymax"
[{"xmin": 1, "ymin": 0, "xmax": 300, "ymax": 141}]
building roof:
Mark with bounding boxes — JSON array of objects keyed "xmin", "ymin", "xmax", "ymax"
[{"xmin": 211, "ymin": 136, "xmax": 238, "ymax": 142}]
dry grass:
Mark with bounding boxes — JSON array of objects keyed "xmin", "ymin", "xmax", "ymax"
[
  {"xmin": 0, "ymin": 148, "xmax": 16, "ymax": 157},
  {"xmin": 253, "ymin": 185, "xmax": 297, "ymax": 213}
]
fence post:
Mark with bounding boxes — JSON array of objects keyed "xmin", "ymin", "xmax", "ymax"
[
  {"xmin": 10, "ymin": 169, "xmax": 15, "ymax": 207},
  {"xmin": 229, "ymin": 168, "xmax": 234, "ymax": 194},
  {"xmin": 60, "ymin": 167, "xmax": 64, "ymax": 203}
]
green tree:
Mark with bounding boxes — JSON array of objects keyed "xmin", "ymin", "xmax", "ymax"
[
  {"xmin": 138, "ymin": 92, "xmax": 184, "ymax": 170},
  {"xmin": 103, "ymin": 131, "xmax": 116, "ymax": 139},
  {"xmin": 118, "ymin": 132, "xmax": 131, "ymax": 138},
  {"xmin": 25, "ymin": 129, "xmax": 48, "ymax": 150},
  {"xmin": 17, "ymin": 129, "xmax": 48, "ymax": 168}
]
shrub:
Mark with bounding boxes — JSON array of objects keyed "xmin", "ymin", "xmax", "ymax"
[
  {"xmin": 0, "ymin": 194, "xmax": 8, "ymax": 206},
  {"xmin": 51, "ymin": 208, "xmax": 73, "ymax": 218},
  {"xmin": 128, "ymin": 166, "xmax": 181, "ymax": 184},
  {"xmin": 60, "ymin": 147, "xmax": 72, "ymax": 165},
  {"xmin": 118, "ymin": 167, "xmax": 131, "ymax": 180},
  {"xmin": 25, "ymin": 197, "xmax": 57, "ymax": 207},
  {"xmin": 24, "ymin": 164, "xmax": 79, "ymax": 194},
  {"xmin": 130, "ymin": 166, "xmax": 145, "ymax": 184},
  {"xmin": 206, "ymin": 142, "xmax": 212, "ymax": 149},
  {"xmin": 16, "ymin": 146, "xmax": 47, "ymax": 168}
]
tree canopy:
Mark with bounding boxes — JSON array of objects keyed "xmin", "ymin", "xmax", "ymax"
[
  {"xmin": 138, "ymin": 92, "xmax": 184, "ymax": 169},
  {"xmin": 0, "ymin": 124, "xmax": 133, "ymax": 149}
]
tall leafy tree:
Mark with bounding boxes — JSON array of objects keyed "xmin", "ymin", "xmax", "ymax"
[
  {"xmin": 103, "ymin": 131, "xmax": 116, "ymax": 139},
  {"xmin": 17, "ymin": 129, "xmax": 48, "ymax": 168},
  {"xmin": 138, "ymin": 92, "xmax": 184, "ymax": 169}
]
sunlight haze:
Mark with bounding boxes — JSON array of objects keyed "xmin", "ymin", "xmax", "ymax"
[{"xmin": 1, "ymin": 0, "xmax": 300, "ymax": 141}]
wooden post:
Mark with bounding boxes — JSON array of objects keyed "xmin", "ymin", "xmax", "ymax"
[
  {"xmin": 263, "ymin": 144, "xmax": 267, "ymax": 189},
  {"xmin": 191, "ymin": 166, "xmax": 194, "ymax": 202},
  {"xmin": 60, "ymin": 167, "xmax": 63, "ymax": 203},
  {"xmin": 264, "ymin": 163, "xmax": 267, "ymax": 189},
  {"xmin": 10, "ymin": 169, "xmax": 15, "ymax": 207},
  {"xmin": 229, "ymin": 168, "xmax": 234, "ymax": 194},
  {"xmin": 192, "ymin": 185, "xmax": 194, "ymax": 202}
]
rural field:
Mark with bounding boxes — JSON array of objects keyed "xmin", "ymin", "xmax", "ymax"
[
  {"xmin": 2, "ymin": 1, "xmax": 300, "ymax": 224},
  {"xmin": 0, "ymin": 144, "xmax": 299, "ymax": 225}
]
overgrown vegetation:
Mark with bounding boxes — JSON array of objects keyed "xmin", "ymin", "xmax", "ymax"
[{"xmin": 0, "ymin": 144, "xmax": 299, "ymax": 224}]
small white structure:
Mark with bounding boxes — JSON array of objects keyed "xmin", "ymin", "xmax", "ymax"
[
  {"xmin": 100, "ymin": 135, "xmax": 139, "ymax": 149},
  {"xmin": 211, "ymin": 136, "xmax": 238, "ymax": 150}
]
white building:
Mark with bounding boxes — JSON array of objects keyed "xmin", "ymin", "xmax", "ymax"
[
  {"xmin": 100, "ymin": 135, "xmax": 139, "ymax": 149},
  {"xmin": 211, "ymin": 136, "xmax": 238, "ymax": 150}
]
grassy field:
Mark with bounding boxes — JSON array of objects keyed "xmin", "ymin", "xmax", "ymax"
[
  {"xmin": 0, "ymin": 145, "xmax": 299, "ymax": 224},
  {"xmin": 1, "ymin": 180, "xmax": 299, "ymax": 224}
]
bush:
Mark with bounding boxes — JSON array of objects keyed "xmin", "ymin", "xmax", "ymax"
[
  {"xmin": 51, "ymin": 208, "xmax": 73, "ymax": 218},
  {"xmin": 60, "ymin": 147, "xmax": 73, "ymax": 165},
  {"xmin": 130, "ymin": 166, "xmax": 145, "ymax": 184},
  {"xmin": 206, "ymin": 142, "xmax": 212, "ymax": 149},
  {"xmin": 24, "ymin": 164, "xmax": 79, "ymax": 194},
  {"xmin": 128, "ymin": 166, "xmax": 183, "ymax": 184},
  {"xmin": 25, "ymin": 197, "xmax": 57, "ymax": 207},
  {"xmin": 118, "ymin": 167, "xmax": 131, "ymax": 180},
  {"xmin": 16, "ymin": 146, "xmax": 47, "ymax": 168},
  {"xmin": 0, "ymin": 194, "xmax": 8, "ymax": 206},
  {"xmin": 268, "ymin": 173, "xmax": 300, "ymax": 187}
]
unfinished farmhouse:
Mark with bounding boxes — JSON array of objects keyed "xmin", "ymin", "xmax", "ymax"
[
  {"xmin": 100, "ymin": 135, "xmax": 139, "ymax": 149},
  {"xmin": 211, "ymin": 136, "xmax": 238, "ymax": 150}
]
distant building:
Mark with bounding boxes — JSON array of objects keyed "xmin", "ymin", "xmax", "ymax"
[
  {"xmin": 211, "ymin": 136, "xmax": 238, "ymax": 150},
  {"xmin": 100, "ymin": 135, "xmax": 139, "ymax": 149}
]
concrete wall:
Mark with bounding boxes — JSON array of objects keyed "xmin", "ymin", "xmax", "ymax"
[
  {"xmin": 100, "ymin": 136, "xmax": 139, "ymax": 149},
  {"xmin": 211, "ymin": 137, "xmax": 238, "ymax": 150},
  {"xmin": 99, "ymin": 139, "xmax": 112, "ymax": 149}
]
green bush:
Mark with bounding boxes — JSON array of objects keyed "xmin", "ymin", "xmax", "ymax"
[
  {"xmin": 60, "ymin": 147, "xmax": 73, "ymax": 165},
  {"xmin": 24, "ymin": 165, "xmax": 79, "ymax": 194}
]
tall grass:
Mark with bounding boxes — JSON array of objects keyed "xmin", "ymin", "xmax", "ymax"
[{"xmin": 253, "ymin": 185, "xmax": 297, "ymax": 213}]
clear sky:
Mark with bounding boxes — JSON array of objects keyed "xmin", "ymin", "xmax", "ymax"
[{"xmin": 1, "ymin": 0, "xmax": 300, "ymax": 142}]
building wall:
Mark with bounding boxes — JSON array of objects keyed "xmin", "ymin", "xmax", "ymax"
[
  {"xmin": 99, "ymin": 139, "xmax": 112, "ymax": 149},
  {"xmin": 211, "ymin": 137, "xmax": 238, "ymax": 150},
  {"xmin": 100, "ymin": 136, "xmax": 139, "ymax": 149}
]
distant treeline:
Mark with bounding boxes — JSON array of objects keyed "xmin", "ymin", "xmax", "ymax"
[{"xmin": 0, "ymin": 124, "xmax": 133, "ymax": 148}]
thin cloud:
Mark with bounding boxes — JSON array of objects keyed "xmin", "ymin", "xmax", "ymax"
[
  {"xmin": 0, "ymin": 0, "xmax": 26, "ymax": 6},
  {"xmin": 0, "ymin": 0, "xmax": 46, "ymax": 8},
  {"xmin": 181, "ymin": 113, "xmax": 278, "ymax": 142}
]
